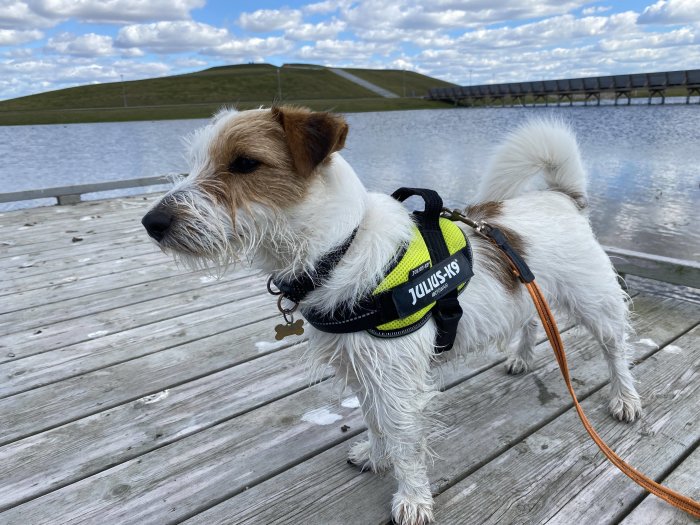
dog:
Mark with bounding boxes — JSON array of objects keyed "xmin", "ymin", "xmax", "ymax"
[{"xmin": 142, "ymin": 106, "xmax": 642, "ymax": 525}]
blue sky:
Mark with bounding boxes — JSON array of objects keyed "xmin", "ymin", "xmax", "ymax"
[{"xmin": 1, "ymin": 0, "xmax": 699, "ymax": 101}]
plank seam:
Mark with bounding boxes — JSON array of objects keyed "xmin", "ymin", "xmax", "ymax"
[
  {"xmin": 0, "ymin": 375, "xmax": 334, "ymax": 514},
  {"xmin": 0, "ymin": 338, "xmax": 311, "ymax": 448},
  {"xmin": 430, "ymin": 320, "xmax": 700, "ymax": 505},
  {"xmin": 611, "ymin": 438, "xmax": 700, "ymax": 525},
  {"xmin": 0, "ymin": 273, "xmax": 264, "ymax": 344},
  {"xmin": 0, "ymin": 310, "xmax": 286, "ymax": 400}
]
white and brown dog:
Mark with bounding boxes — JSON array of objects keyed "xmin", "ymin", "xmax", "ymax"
[{"xmin": 142, "ymin": 106, "xmax": 641, "ymax": 525}]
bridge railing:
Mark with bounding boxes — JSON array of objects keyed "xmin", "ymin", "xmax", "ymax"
[{"xmin": 428, "ymin": 69, "xmax": 700, "ymax": 103}]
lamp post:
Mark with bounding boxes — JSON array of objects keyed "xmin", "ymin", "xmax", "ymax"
[
  {"xmin": 277, "ymin": 68, "xmax": 282, "ymax": 100},
  {"xmin": 120, "ymin": 74, "xmax": 127, "ymax": 107}
]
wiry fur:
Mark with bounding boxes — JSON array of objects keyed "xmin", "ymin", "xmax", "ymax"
[
  {"xmin": 476, "ymin": 117, "xmax": 589, "ymax": 209},
  {"xmin": 142, "ymin": 108, "xmax": 642, "ymax": 525}
]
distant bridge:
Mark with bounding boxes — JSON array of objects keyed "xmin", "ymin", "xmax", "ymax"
[{"xmin": 428, "ymin": 69, "xmax": 700, "ymax": 106}]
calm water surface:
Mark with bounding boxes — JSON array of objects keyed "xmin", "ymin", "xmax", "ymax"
[{"xmin": 0, "ymin": 106, "xmax": 698, "ymax": 260}]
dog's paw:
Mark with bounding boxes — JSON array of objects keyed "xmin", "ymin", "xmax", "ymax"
[
  {"xmin": 505, "ymin": 356, "xmax": 531, "ymax": 375},
  {"xmin": 347, "ymin": 439, "xmax": 390, "ymax": 474},
  {"xmin": 609, "ymin": 394, "xmax": 643, "ymax": 423},
  {"xmin": 391, "ymin": 493, "xmax": 434, "ymax": 525}
]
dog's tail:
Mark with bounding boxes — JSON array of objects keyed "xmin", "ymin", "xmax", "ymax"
[{"xmin": 474, "ymin": 118, "xmax": 588, "ymax": 210}]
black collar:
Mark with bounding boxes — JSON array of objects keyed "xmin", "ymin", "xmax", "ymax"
[{"xmin": 271, "ymin": 227, "xmax": 359, "ymax": 304}]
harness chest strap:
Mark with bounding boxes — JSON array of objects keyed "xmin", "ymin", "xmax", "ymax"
[{"xmin": 447, "ymin": 210, "xmax": 700, "ymax": 519}]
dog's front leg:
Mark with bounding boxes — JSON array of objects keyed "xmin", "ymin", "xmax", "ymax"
[{"xmin": 347, "ymin": 338, "xmax": 436, "ymax": 525}]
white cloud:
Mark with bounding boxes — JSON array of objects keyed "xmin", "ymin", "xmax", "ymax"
[
  {"xmin": 173, "ymin": 57, "xmax": 207, "ymax": 68},
  {"xmin": 284, "ymin": 19, "xmax": 346, "ymax": 41},
  {"xmin": 0, "ymin": 55, "xmax": 172, "ymax": 99},
  {"xmin": 422, "ymin": 12, "xmax": 639, "ymax": 51},
  {"xmin": 303, "ymin": 0, "xmax": 352, "ymax": 15},
  {"xmin": 203, "ymin": 36, "xmax": 293, "ymax": 60},
  {"xmin": 297, "ymin": 38, "xmax": 397, "ymax": 62},
  {"xmin": 341, "ymin": 0, "xmax": 593, "ymax": 32},
  {"xmin": 116, "ymin": 21, "xmax": 229, "ymax": 53},
  {"xmin": 238, "ymin": 9, "xmax": 303, "ymax": 32},
  {"xmin": 599, "ymin": 27, "xmax": 695, "ymax": 52},
  {"xmin": 30, "ymin": 0, "xmax": 206, "ymax": 24},
  {"xmin": 46, "ymin": 32, "xmax": 115, "ymax": 56},
  {"xmin": 0, "ymin": 28, "xmax": 43, "ymax": 45},
  {"xmin": 0, "ymin": 1, "xmax": 55, "ymax": 29},
  {"xmin": 582, "ymin": 5, "xmax": 612, "ymax": 15},
  {"xmin": 639, "ymin": 0, "xmax": 700, "ymax": 24}
]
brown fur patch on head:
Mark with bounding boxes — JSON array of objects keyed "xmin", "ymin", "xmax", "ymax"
[
  {"xmin": 271, "ymin": 106, "xmax": 348, "ymax": 177},
  {"xmin": 464, "ymin": 201, "xmax": 527, "ymax": 295},
  {"xmin": 196, "ymin": 107, "xmax": 347, "ymax": 222}
]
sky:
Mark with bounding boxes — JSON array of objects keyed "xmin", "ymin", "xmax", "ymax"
[{"xmin": 1, "ymin": 0, "xmax": 700, "ymax": 101}]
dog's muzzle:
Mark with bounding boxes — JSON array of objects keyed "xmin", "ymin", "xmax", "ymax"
[{"xmin": 142, "ymin": 208, "xmax": 173, "ymax": 242}]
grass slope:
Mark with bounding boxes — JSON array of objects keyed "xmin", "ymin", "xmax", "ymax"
[{"xmin": 0, "ymin": 64, "xmax": 454, "ymax": 125}]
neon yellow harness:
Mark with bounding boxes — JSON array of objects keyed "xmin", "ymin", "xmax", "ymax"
[{"xmin": 369, "ymin": 218, "xmax": 470, "ymax": 336}]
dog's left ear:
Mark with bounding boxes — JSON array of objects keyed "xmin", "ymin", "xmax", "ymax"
[{"xmin": 272, "ymin": 106, "xmax": 348, "ymax": 177}]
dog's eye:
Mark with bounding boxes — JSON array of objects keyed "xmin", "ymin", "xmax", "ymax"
[{"xmin": 228, "ymin": 156, "xmax": 260, "ymax": 174}]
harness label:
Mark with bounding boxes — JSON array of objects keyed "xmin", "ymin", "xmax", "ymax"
[{"xmin": 391, "ymin": 251, "xmax": 473, "ymax": 318}]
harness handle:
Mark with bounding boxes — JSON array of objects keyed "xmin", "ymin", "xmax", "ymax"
[{"xmin": 391, "ymin": 187, "xmax": 449, "ymax": 265}]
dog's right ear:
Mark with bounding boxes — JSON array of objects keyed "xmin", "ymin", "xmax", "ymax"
[{"xmin": 272, "ymin": 106, "xmax": 348, "ymax": 177}]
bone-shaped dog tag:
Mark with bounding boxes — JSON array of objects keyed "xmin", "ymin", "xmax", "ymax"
[{"xmin": 274, "ymin": 318, "xmax": 304, "ymax": 340}]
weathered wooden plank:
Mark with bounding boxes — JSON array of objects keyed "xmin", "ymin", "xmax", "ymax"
[
  {"xmin": 0, "ymin": 252, "xmax": 167, "ymax": 297},
  {"xmin": 0, "ymin": 241, "xmax": 156, "ymax": 280},
  {"xmin": 433, "ymin": 325, "xmax": 699, "ymax": 525},
  {"xmin": 0, "ymin": 193, "xmax": 158, "ymax": 225},
  {"xmin": 0, "ymin": 176, "xmax": 170, "ymax": 204},
  {"xmin": 177, "ymin": 294, "xmax": 699, "ymax": 525},
  {"xmin": 0, "ymin": 196, "xmax": 159, "ymax": 245},
  {"xmin": 0, "ymin": 266, "xmax": 260, "ymax": 332},
  {"xmin": 0, "ymin": 297, "xmax": 288, "ymax": 446},
  {"xmin": 0, "ymin": 384, "xmax": 364, "ymax": 524},
  {"xmin": 0, "ymin": 206, "xmax": 150, "ymax": 251},
  {"xmin": 605, "ymin": 245, "xmax": 700, "ymax": 289},
  {"xmin": 0, "ymin": 294, "xmax": 279, "ymax": 398},
  {"xmin": 0, "ymin": 271, "xmax": 264, "ymax": 362},
  {"xmin": 5, "ymin": 256, "xmax": 217, "ymax": 311},
  {"xmin": 618, "ymin": 447, "xmax": 700, "ymax": 525},
  {"xmin": 0, "ymin": 333, "xmax": 313, "ymax": 511},
  {"xmin": 0, "ymin": 230, "xmax": 156, "ymax": 273},
  {"xmin": 0, "ymin": 220, "xmax": 147, "ymax": 257}
]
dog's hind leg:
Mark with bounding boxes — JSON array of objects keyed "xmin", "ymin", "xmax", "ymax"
[
  {"xmin": 505, "ymin": 318, "xmax": 538, "ymax": 374},
  {"xmin": 587, "ymin": 317, "xmax": 642, "ymax": 422},
  {"xmin": 562, "ymin": 280, "xmax": 642, "ymax": 422}
]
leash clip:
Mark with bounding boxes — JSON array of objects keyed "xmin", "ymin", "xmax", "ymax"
[{"xmin": 441, "ymin": 207, "xmax": 481, "ymax": 230}]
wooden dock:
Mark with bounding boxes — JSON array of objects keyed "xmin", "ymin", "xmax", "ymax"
[{"xmin": 1, "ymin": 193, "xmax": 698, "ymax": 524}]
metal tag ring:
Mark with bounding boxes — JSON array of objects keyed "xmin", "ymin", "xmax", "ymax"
[
  {"xmin": 267, "ymin": 276, "xmax": 282, "ymax": 296},
  {"xmin": 277, "ymin": 294, "xmax": 299, "ymax": 315}
]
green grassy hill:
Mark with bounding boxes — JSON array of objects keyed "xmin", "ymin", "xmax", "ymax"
[{"xmin": 0, "ymin": 64, "xmax": 455, "ymax": 125}]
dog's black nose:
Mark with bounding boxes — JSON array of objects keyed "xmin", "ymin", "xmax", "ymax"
[{"xmin": 142, "ymin": 209, "xmax": 173, "ymax": 242}]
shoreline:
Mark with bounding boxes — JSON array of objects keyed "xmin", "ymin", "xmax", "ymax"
[
  {"xmin": 2, "ymin": 94, "xmax": 697, "ymax": 127},
  {"xmin": 0, "ymin": 98, "xmax": 451, "ymax": 127}
]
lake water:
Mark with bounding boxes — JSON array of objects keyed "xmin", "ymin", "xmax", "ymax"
[{"xmin": 1, "ymin": 106, "xmax": 698, "ymax": 261}]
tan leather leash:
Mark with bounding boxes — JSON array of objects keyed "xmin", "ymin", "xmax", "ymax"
[{"xmin": 442, "ymin": 208, "xmax": 700, "ymax": 519}]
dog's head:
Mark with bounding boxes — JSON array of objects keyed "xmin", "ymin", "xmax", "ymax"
[{"xmin": 141, "ymin": 106, "xmax": 349, "ymax": 274}]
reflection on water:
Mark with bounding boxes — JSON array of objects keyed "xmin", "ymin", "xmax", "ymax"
[{"xmin": 0, "ymin": 106, "xmax": 698, "ymax": 260}]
